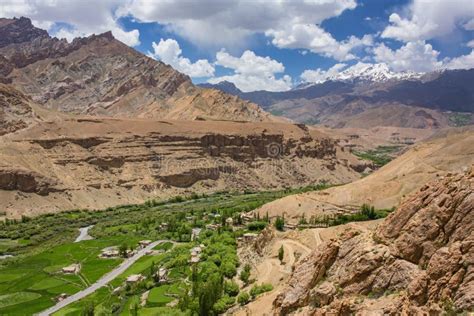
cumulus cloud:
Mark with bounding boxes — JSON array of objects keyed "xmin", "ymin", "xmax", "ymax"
[
  {"xmin": 0, "ymin": 0, "xmax": 140, "ymax": 46},
  {"xmin": 118, "ymin": 0, "xmax": 357, "ymax": 50},
  {"xmin": 266, "ymin": 24, "xmax": 373, "ymax": 61},
  {"xmin": 373, "ymin": 41, "xmax": 442, "ymax": 72},
  {"xmin": 301, "ymin": 63, "xmax": 347, "ymax": 83},
  {"xmin": 148, "ymin": 39, "xmax": 214, "ymax": 78},
  {"xmin": 382, "ymin": 0, "xmax": 474, "ymax": 42},
  {"xmin": 445, "ymin": 50, "xmax": 474, "ymax": 70},
  {"xmin": 208, "ymin": 50, "xmax": 292, "ymax": 92}
]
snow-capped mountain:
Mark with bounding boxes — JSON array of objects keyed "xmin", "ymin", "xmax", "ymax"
[
  {"xmin": 296, "ymin": 63, "xmax": 424, "ymax": 90},
  {"xmin": 333, "ymin": 63, "xmax": 423, "ymax": 82}
]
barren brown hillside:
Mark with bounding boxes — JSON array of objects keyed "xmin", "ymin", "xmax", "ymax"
[
  {"xmin": 254, "ymin": 127, "xmax": 474, "ymax": 223},
  {"xmin": 0, "ymin": 116, "xmax": 366, "ymax": 218}
]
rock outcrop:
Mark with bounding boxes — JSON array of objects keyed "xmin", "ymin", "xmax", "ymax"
[
  {"xmin": 273, "ymin": 168, "xmax": 474, "ymax": 315},
  {"xmin": 0, "ymin": 84, "xmax": 39, "ymax": 135},
  {"xmin": 0, "ymin": 17, "xmax": 277, "ymax": 122}
]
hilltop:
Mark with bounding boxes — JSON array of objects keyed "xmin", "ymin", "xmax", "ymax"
[{"xmin": 0, "ymin": 17, "xmax": 276, "ymax": 122}]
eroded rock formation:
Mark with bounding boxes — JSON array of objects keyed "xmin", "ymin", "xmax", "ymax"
[
  {"xmin": 273, "ymin": 168, "xmax": 474, "ymax": 315},
  {"xmin": 0, "ymin": 118, "xmax": 363, "ymax": 218}
]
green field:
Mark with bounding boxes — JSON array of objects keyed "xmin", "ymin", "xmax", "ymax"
[{"xmin": 354, "ymin": 145, "xmax": 402, "ymax": 168}]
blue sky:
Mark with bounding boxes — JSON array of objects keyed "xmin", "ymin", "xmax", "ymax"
[{"xmin": 2, "ymin": 0, "xmax": 473, "ymax": 91}]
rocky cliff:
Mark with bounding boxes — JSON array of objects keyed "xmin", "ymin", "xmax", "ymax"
[
  {"xmin": 0, "ymin": 17, "xmax": 276, "ymax": 122},
  {"xmin": 0, "ymin": 83, "xmax": 40, "ymax": 135},
  {"xmin": 273, "ymin": 168, "xmax": 474, "ymax": 315},
  {"xmin": 0, "ymin": 118, "xmax": 364, "ymax": 218}
]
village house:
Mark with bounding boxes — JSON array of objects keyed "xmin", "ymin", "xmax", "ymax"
[
  {"xmin": 156, "ymin": 267, "xmax": 168, "ymax": 284},
  {"xmin": 241, "ymin": 213, "xmax": 253, "ymax": 223},
  {"xmin": 189, "ymin": 245, "xmax": 202, "ymax": 263},
  {"xmin": 100, "ymin": 248, "xmax": 120, "ymax": 258},
  {"xmin": 225, "ymin": 217, "xmax": 233, "ymax": 226},
  {"xmin": 138, "ymin": 240, "xmax": 152, "ymax": 248},
  {"xmin": 205, "ymin": 223, "xmax": 221, "ymax": 231},
  {"xmin": 242, "ymin": 233, "xmax": 258, "ymax": 242},
  {"xmin": 191, "ymin": 228, "xmax": 202, "ymax": 241},
  {"xmin": 159, "ymin": 223, "xmax": 169, "ymax": 231},
  {"xmin": 62, "ymin": 263, "xmax": 80, "ymax": 274},
  {"xmin": 126, "ymin": 274, "xmax": 145, "ymax": 283},
  {"xmin": 56, "ymin": 293, "xmax": 68, "ymax": 302}
]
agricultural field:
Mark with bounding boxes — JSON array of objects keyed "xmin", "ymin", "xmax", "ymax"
[{"xmin": 353, "ymin": 145, "xmax": 402, "ymax": 168}]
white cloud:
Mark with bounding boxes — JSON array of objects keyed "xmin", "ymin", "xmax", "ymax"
[
  {"xmin": 118, "ymin": 0, "xmax": 357, "ymax": 50},
  {"xmin": 301, "ymin": 63, "xmax": 347, "ymax": 83},
  {"xmin": 266, "ymin": 24, "xmax": 373, "ymax": 61},
  {"xmin": 209, "ymin": 50, "xmax": 292, "ymax": 92},
  {"xmin": 373, "ymin": 41, "xmax": 442, "ymax": 72},
  {"xmin": 465, "ymin": 19, "xmax": 474, "ymax": 30},
  {"xmin": 382, "ymin": 0, "xmax": 474, "ymax": 42},
  {"xmin": 148, "ymin": 39, "xmax": 214, "ymax": 78},
  {"xmin": 445, "ymin": 50, "xmax": 474, "ymax": 70},
  {"xmin": 0, "ymin": 0, "xmax": 140, "ymax": 46},
  {"xmin": 467, "ymin": 40, "xmax": 474, "ymax": 49}
]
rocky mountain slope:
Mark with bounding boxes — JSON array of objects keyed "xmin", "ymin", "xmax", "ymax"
[
  {"xmin": 254, "ymin": 127, "xmax": 474, "ymax": 223},
  {"xmin": 0, "ymin": 117, "xmax": 365, "ymax": 218},
  {"xmin": 201, "ymin": 68, "xmax": 474, "ymax": 128},
  {"xmin": 0, "ymin": 17, "xmax": 276, "ymax": 122},
  {"xmin": 0, "ymin": 83, "xmax": 39, "ymax": 136},
  {"xmin": 273, "ymin": 168, "xmax": 474, "ymax": 314}
]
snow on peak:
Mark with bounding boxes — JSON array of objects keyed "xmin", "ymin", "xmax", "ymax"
[
  {"xmin": 332, "ymin": 63, "xmax": 423, "ymax": 82},
  {"xmin": 299, "ymin": 63, "xmax": 424, "ymax": 89}
]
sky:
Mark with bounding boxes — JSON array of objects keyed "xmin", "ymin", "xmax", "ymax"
[{"xmin": 1, "ymin": 0, "xmax": 474, "ymax": 92}]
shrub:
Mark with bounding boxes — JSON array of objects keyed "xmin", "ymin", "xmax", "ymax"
[
  {"xmin": 224, "ymin": 280, "xmax": 240, "ymax": 297},
  {"xmin": 278, "ymin": 245, "xmax": 284, "ymax": 263},
  {"xmin": 250, "ymin": 283, "xmax": 273, "ymax": 298},
  {"xmin": 274, "ymin": 216, "xmax": 285, "ymax": 231},
  {"xmin": 246, "ymin": 221, "xmax": 267, "ymax": 231},
  {"xmin": 213, "ymin": 295, "xmax": 235, "ymax": 313},
  {"xmin": 237, "ymin": 292, "xmax": 250, "ymax": 305}
]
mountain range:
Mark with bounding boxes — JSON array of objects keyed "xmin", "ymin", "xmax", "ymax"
[
  {"xmin": 0, "ymin": 17, "xmax": 366, "ymax": 218},
  {"xmin": 0, "ymin": 17, "xmax": 276, "ymax": 123},
  {"xmin": 200, "ymin": 65, "xmax": 474, "ymax": 128}
]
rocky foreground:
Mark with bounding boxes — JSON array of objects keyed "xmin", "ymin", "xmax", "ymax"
[{"xmin": 273, "ymin": 168, "xmax": 474, "ymax": 315}]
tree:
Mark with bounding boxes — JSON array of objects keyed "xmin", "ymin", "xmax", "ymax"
[
  {"xmin": 278, "ymin": 245, "xmax": 284, "ymax": 263},
  {"xmin": 224, "ymin": 280, "xmax": 240, "ymax": 297},
  {"xmin": 240, "ymin": 264, "xmax": 251, "ymax": 285},
  {"xmin": 198, "ymin": 273, "xmax": 223, "ymax": 316},
  {"xmin": 221, "ymin": 261, "xmax": 237, "ymax": 278},
  {"xmin": 361, "ymin": 204, "xmax": 377, "ymax": 220},
  {"xmin": 119, "ymin": 243, "xmax": 128, "ymax": 258},
  {"xmin": 274, "ymin": 216, "xmax": 285, "ymax": 231}
]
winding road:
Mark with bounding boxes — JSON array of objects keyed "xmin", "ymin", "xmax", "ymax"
[
  {"xmin": 74, "ymin": 225, "xmax": 94, "ymax": 243},
  {"xmin": 37, "ymin": 240, "xmax": 166, "ymax": 316}
]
